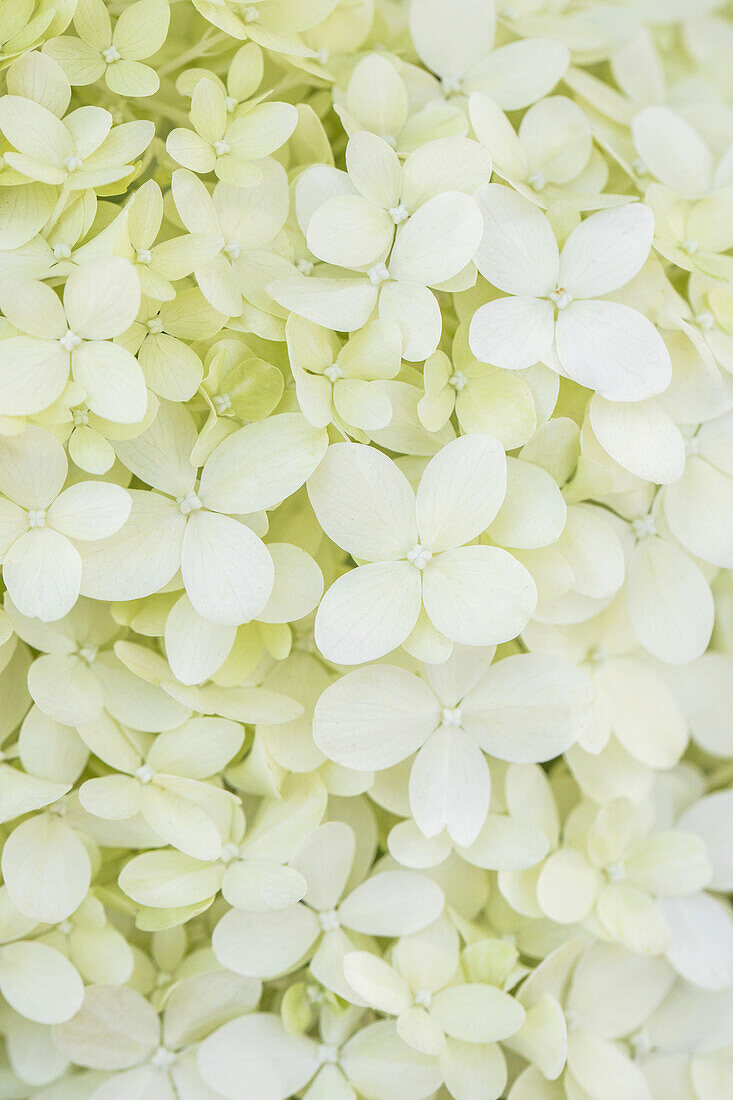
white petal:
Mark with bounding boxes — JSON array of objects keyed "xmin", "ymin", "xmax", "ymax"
[
  {"xmin": 627, "ymin": 537, "xmax": 713, "ymax": 665},
  {"xmin": 268, "ymin": 275, "xmax": 378, "ymax": 332},
  {"xmin": 409, "ymin": 0, "xmax": 496, "ymax": 81},
  {"xmin": 0, "ymin": 942, "xmax": 83, "ymax": 1024},
  {"xmin": 663, "ymin": 456, "xmax": 733, "ymax": 567},
  {"xmin": 422, "ymin": 545, "xmax": 536, "ymax": 646},
  {"xmin": 488, "ymin": 457, "xmax": 567, "ymax": 549},
  {"xmin": 71, "ymin": 341, "xmax": 148, "ymax": 424},
  {"xmin": 416, "ymin": 434, "xmax": 507, "ymax": 552},
  {"xmin": 51, "ymin": 984, "xmax": 159, "ymax": 1070},
  {"xmin": 432, "ymin": 984, "xmax": 525, "ymax": 1043},
  {"xmin": 469, "ymin": 37, "xmax": 569, "ymax": 110},
  {"xmin": 314, "ymin": 562, "xmax": 422, "ymax": 665},
  {"xmin": 4, "ymin": 528, "xmax": 81, "ymax": 622},
  {"xmin": 556, "ymin": 300, "xmax": 671, "ymax": 402},
  {"xmin": 341, "ymin": 1019, "xmax": 442, "ymax": 1100},
  {"xmin": 462, "ymin": 653, "xmax": 591, "ymax": 761},
  {"xmin": 678, "ymin": 791, "xmax": 733, "ymax": 892},
  {"xmin": 313, "ymin": 664, "xmax": 438, "ymax": 771},
  {"xmin": 0, "ymin": 337, "xmax": 69, "ymax": 416},
  {"xmin": 1, "ymin": 813, "xmax": 90, "ymax": 924},
  {"xmin": 307, "ymin": 441, "xmax": 416, "ymax": 560},
  {"xmin": 589, "ymin": 395, "xmax": 685, "ymax": 484},
  {"xmin": 469, "ymin": 296, "xmax": 555, "ymax": 371},
  {"xmin": 632, "ymin": 106, "xmax": 712, "ymax": 198},
  {"xmin": 199, "ymin": 413, "xmax": 327, "ymax": 514},
  {"xmin": 474, "ymin": 184, "xmax": 559, "ymax": 295},
  {"xmin": 378, "ymin": 280, "xmax": 443, "ymax": 362},
  {"xmin": 212, "ymin": 905, "xmax": 320, "ymax": 979},
  {"xmin": 115, "ymin": 399, "xmax": 197, "ymax": 496},
  {"xmin": 79, "ymin": 490, "xmax": 185, "ymax": 601},
  {"xmin": 307, "ymin": 194, "xmax": 394, "ymax": 268},
  {"xmin": 566, "ymin": 1032, "xmax": 653, "ymax": 1100},
  {"xmin": 339, "ymin": 871, "xmax": 444, "ymax": 936},
  {"xmin": 0, "ymin": 425, "xmax": 67, "ymax": 508},
  {"xmin": 559, "ymin": 203, "xmax": 654, "ymax": 298},
  {"xmin": 389, "ymin": 192, "xmax": 483, "ymax": 286},
  {"xmin": 409, "ymin": 725, "xmax": 491, "ymax": 847},
  {"xmin": 165, "ymin": 594, "xmax": 236, "ymax": 685},
  {"xmin": 181, "ymin": 510, "xmax": 274, "ymax": 626},
  {"xmin": 64, "ymin": 257, "xmax": 140, "ymax": 338},
  {"xmin": 47, "ymin": 482, "xmax": 131, "ymax": 540},
  {"xmin": 659, "ymin": 894, "xmax": 733, "ymax": 991},
  {"xmin": 27, "ymin": 653, "xmax": 103, "ymax": 726},
  {"xmin": 440, "ymin": 1040, "xmax": 508, "ymax": 1100},
  {"xmin": 343, "ymin": 952, "xmax": 412, "ymax": 1014},
  {"xmin": 197, "ymin": 1014, "xmax": 319, "ymax": 1100}
]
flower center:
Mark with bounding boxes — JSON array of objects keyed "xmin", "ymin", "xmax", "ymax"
[
  {"xmin": 213, "ymin": 393, "xmax": 232, "ymax": 414},
  {"xmin": 607, "ymin": 861, "xmax": 626, "ymax": 882},
  {"xmin": 60, "ymin": 329, "xmax": 82, "ymax": 351},
  {"xmin": 389, "ymin": 204, "xmax": 410, "ymax": 225},
  {"xmin": 223, "ymin": 240, "xmax": 241, "ymax": 260},
  {"xmin": 177, "ymin": 490, "xmax": 203, "ymax": 514},
  {"xmin": 146, "ymin": 317, "xmax": 164, "ymax": 333},
  {"xmin": 586, "ymin": 645, "xmax": 608, "ymax": 666},
  {"xmin": 225, "ymin": 96, "xmax": 237, "ymax": 113},
  {"xmin": 135, "ymin": 764, "xmax": 155, "ymax": 784},
  {"xmin": 630, "ymin": 1029, "xmax": 652, "ymax": 1060},
  {"xmin": 367, "ymin": 262, "xmax": 390, "ymax": 286},
  {"xmin": 53, "ymin": 243, "xmax": 72, "ymax": 260},
  {"xmin": 407, "ymin": 543, "xmax": 432, "ymax": 569},
  {"xmin": 318, "ymin": 908, "xmax": 341, "ymax": 931},
  {"xmin": 550, "ymin": 287, "xmax": 572, "ymax": 309},
  {"xmin": 297, "ymin": 258, "xmax": 314, "ymax": 275},
  {"xmin": 317, "ymin": 48, "xmax": 329, "ymax": 66},
  {"xmin": 213, "ymin": 140, "xmax": 230, "ymax": 156},
  {"xmin": 631, "ymin": 514, "xmax": 656, "ymax": 540},
  {"xmin": 151, "ymin": 1047, "xmax": 176, "ymax": 1068},
  {"xmin": 73, "ymin": 407, "xmax": 90, "ymax": 426},
  {"xmin": 565, "ymin": 1009, "xmax": 580, "ymax": 1032},
  {"xmin": 632, "ymin": 157, "xmax": 648, "ymax": 177},
  {"xmin": 243, "ymin": 6, "xmax": 260, "ymax": 21},
  {"xmin": 441, "ymin": 75, "xmax": 462, "ymax": 96},
  {"xmin": 136, "ymin": 248, "xmax": 152, "ymax": 265},
  {"xmin": 102, "ymin": 46, "xmax": 121, "ymax": 64},
  {"xmin": 441, "ymin": 706, "xmax": 462, "ymax": 727},
  {"xmin": 382, "ymin": 134, "xmax": 398, "ymax": 148},
  {"xmin": 323, "ymin": 363, "xmax": 343, "ymax": 383},
  {"xmin": 28, "ymin": 509, "xmax": 46, "ymax": 528},
  {"xmin": 414, "ymin": 988, "xmax": 432, "ymax": 1008},
  {"xmin": 685, "ymin": 435, "xmax": 699, "ymax": 457},
  {"xmin": 682, "ymin": 238, "xmax": 699, "ymax": 255},
  {"xmin": 527, "ymin": 172, "xmax": 546, "ymax": 191},
  {"xmin": 63, "ymin": 156, "xmax": 83, "ymax": 173},
  {"xmin": 318, "ymin": 1044, "xmax": 339, "ymax": 1065},
  {"xmin": 448, "ymin": 370, "xmax": 466, "ymax": 391},
  {"xmin": 58, "ymin": 920, "xmax": 73, "ymax": 935},
  {"xmin": 78, "ymin": 645, "xmax": 98, "ymax": 663},
  {"xmin": 220, "ymin": 842, "xmax": 239, "ymax": 863},
  {"xmin": 695, "ymin": 310, "xmax": 715, "ymax": 331}
]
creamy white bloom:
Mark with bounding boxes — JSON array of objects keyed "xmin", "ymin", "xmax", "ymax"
[
  {"xmin": 308, "ymin": 434, "xmax": 536, "ymax": 663},
  {"xmin": 469, "ymin": 187, "xmax": 672, "ymax": 401}
]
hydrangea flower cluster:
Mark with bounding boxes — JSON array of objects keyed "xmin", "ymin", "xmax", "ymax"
[{"xmin": 0, "ymin": 1, "xmax": 731, "ymax": 1097}]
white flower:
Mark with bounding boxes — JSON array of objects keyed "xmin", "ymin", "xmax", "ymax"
[
  {"xmin": 269, "ymin": 132, "xmax": 487, "ymax": 361},
  {"xmin": 0, "ymin": 427, "xmax": 130, "ymax": 621},
  {"xmin": 0, "ymin": 256, "xmax": 145, "ymax": 420},
  {"xmin": 78, "ymin": 400, "xmax": 327, "ymax": 626},
  {"xmin": 468, "ymin": 186, "xmax": 672, "ymax": 401},
  {"xmin": 313, "ymin": 644, "xmax": 591, "ymax": 847},
  {"xmin": 212, "ymin": 821, "xmax": 444, "ymax": 994},
  {"xmin": 409, "ymin": 0, "xmax": 570, "ymax": 110},
  {"xmin": 308, "ymin": 434, "xmax": 537, "ymax": 664}
]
